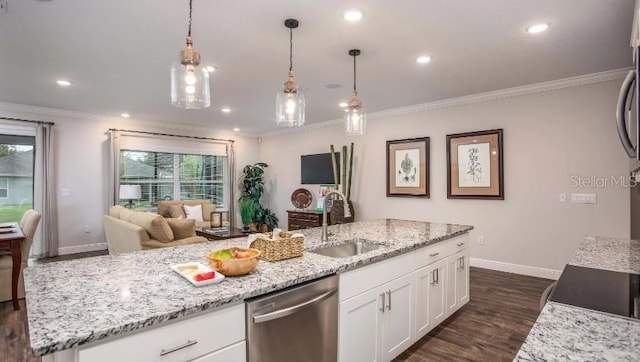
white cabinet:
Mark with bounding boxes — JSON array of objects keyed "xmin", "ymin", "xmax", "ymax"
[
  {"xmin": 381, "ymin": 273, "xmax": 415, "ymax": 361},
  {"xmin": 188, "ymin": 341, "xmax": 246, "ymax": 362},
  {"xmin": 447, "ymin": 248, "xmax": 470, "ymax": 316},
  {"xmin": 77, "ymin": 303, "xmax": 245, "ymax": 362},
  {"xmin": 338, "ymin": 273, "xmax": 416, "ymax": 362},
  {"xmin": 338, "ymin": 286, "xmax": 384, "ymax": 362},
  {"xmin": 415, "ymin": 258, "xmax": 447, "ymax": 340}
]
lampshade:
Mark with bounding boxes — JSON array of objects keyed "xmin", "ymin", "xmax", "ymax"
[
  {"xmin": 344, "ymin": 49, "xmax": 367, "ymax": 136},
  {"xmin": 275, "ymin": 19, "xmax": 305, "ymax": 127},
  {"xmin": 170, "ymin": 0, "xmax": 210, "ymax": 109},
  {"xmin": 171, "ymin": 61, "xmax": 210, "ymax": 109},
  {"xmin": 119, "ymin": 185, "xmax": 141, "ymax": 200}
]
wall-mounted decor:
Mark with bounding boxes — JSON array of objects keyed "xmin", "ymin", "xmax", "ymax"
[
  {"xmin": 386, "ymin": 137, "xmax": 430, "ymax": 197},
  {"xmin": 447, "ymin": 129, "xmax": 504, "ymax": 199}
]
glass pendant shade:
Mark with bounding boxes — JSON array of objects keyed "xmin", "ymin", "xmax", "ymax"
[
  {"xmin": 344, "ymin": 106, "xmax": 366, "ymax": 135},
  {"xmin": 276, "ymin": 89, "xmax": 305, "ymax": 127},
  {"xmin": 170, "ymin": 62, "xmax": 210, "ymax": 109}
]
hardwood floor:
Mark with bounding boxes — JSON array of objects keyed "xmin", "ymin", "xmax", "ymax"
[
  {"xmin": 1, "ymin": 259, "xmax": 552, "ymax": 362},
  {"xmin": 394, "ymin": 268, "xmax": 553, "ymax": 362}
]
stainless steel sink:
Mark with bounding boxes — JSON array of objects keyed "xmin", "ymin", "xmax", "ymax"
[{"xmin": 310, "ymin": 239, "xmax": 384, "ymax": 258}]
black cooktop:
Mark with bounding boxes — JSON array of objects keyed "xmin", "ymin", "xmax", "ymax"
[{"xmin": 549, "ymin": 264, "xmax": 639, "ymax": 319}]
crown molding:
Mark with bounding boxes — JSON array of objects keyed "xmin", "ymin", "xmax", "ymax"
[
  {"xmin": 0, "ymin": 102, "xmax": 259, "ymax": 139},
  {"xmin": 262, "ymin": 67, "xmax": 632, "ymax": 138}
]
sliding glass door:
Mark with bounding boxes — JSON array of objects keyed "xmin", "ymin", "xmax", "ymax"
[{"xmin": 0, "ymin": 135, "xmax": 35, "ymax": 223}]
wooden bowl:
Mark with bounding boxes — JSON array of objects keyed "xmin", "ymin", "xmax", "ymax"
[{"xmin": 206, "ymin": 248, "xmax": 260, "ymax": 277}]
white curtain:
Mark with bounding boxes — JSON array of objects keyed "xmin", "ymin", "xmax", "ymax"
[
  {"xmin": 33, "ymin": 123, "xmax": 57, "ymax": 257},
  {"xmin": 109, "ymin": 130, "xmax": 121, "ymax": 206}
]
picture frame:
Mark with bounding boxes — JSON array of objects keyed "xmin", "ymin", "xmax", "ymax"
[
  {"xmin": 386, "ymin": 137, "xmax": 430, "ymax": 197},
  {"xmin": 446, "ymin": 129, "xmax": 504, "ymax": 199}
]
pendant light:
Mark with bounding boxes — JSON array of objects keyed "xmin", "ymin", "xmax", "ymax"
[
  {"xmin": 170, "ymin": 0, "xmax": 210, "ymax": 109},
  {"xmin": 276, "ymin": 19, "xmax": 305, "ymax": 127},
  {"xmin": 344, "ymin": 49, "xmax": 366, "ymax": 135}
]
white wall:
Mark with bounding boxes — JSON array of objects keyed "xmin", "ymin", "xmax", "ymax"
[
  {"xmin": 259, "ymin": 79, "xmax": 630, "ymax": 272},
  {"xmin": 0, "ymin": 106, "xmax": 260, "ymax": 254}
]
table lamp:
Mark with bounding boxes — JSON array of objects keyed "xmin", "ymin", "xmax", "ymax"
[{"xmin": 119, "ymin": 185, "xmax": 141, "ymax": 209}]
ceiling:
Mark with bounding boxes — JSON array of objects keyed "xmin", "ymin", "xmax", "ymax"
[{"xmin": 0, "ymin": 0, "xmax": 635, "ymax": 133}]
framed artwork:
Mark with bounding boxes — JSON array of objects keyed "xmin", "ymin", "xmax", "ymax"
[
  {"xmin": 447, "ymin": 129, "xmax": 504, "ymax": 199},
  {"xmin": 386, "ymin": 137, "xmax": 430, "ymax": 197}
]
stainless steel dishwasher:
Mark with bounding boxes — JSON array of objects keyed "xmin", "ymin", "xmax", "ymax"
[{"xmin": 246, "ymin": 274, "xmax": 338, "ymax": 362}]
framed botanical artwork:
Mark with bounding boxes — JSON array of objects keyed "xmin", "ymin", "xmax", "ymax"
[
  {"xmin": 386, "ymin": 137, "xmax": 430, "ymax": 197},
  {"xmin": 447, "ymin": 129, "xmax": 504, "ymax": 199}
]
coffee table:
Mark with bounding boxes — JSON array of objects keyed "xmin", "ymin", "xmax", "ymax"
[{"xmin": 196, "ymin": 227, "xmax": 246, "ymax": 241}]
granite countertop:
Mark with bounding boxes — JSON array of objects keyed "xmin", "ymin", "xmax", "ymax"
[
  {"xmin": 24, "ymin": 219, "xmax": 472, "ymax": 356},
  {"xmin": 569, "ymin": 235, "xmax": 640, "ymax": 274},
  {"xmin": 515, "ymin": 236, "xmax": 640, "ymax": 361}
]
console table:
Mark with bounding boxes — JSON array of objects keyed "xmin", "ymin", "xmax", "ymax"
[{"xmin": 287, "ymin": 209, "xmax": 330, "ymax": 231}]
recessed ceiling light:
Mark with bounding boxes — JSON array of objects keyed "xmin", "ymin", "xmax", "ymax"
[
  {"xmin": 339, "ymin": 102, "xmax": 348, "ymax": 108},
  {"xmin": 56, "ymin": 80, "xmax": 72, "ymax": 86},
  {"xmin": 120, "ymin": 113, "xmax": 130, "ymax": 118},
  {"xmin": 233, "ymin": 128, "xmax": 240, "ymax": 132},
  {"xmin": 343, "ymin": 10, "xmax": 363, "ymax": 22},
  {"xmin": 206, "ymin": 66, "xmax": 217, "ymax": 73},
  {"xmin": 416, "ymin": 55, "xmax": 432, "ymax": 64},
  {"xmin": 221, "ymin": 107, "xmax": 231, "ymax": 113},
  {"xmin": 526, "ymin": 23, "xmax": 549, "ymax": 34}
]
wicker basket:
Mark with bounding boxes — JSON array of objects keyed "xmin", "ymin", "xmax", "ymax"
[{"xmin": 249, "ymin": 231, "xmax": 304, "ymax": 262}]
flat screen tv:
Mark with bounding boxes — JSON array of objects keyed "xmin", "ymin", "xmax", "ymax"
[{"xmin": 301, "ymin": 152, "xmax": 340, "ymax": 184}]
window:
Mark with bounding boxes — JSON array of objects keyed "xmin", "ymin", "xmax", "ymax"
[
  {"xmin": 0, "ymin": 179, "xmax": 7, "ymax": 198},
  {"xmin": 0, "ymin": 135, "xmax": 35, "ymax": 222},
  {"xmin": 119, "ymin": 150, "xmax": 227, "ymax": 208}
]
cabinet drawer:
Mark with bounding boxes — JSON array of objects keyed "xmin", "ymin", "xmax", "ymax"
[
  {"xmin": 189, "ymin": 341, "xmax": 246, "ymax": 362},
  {"xmin": 339, "ymin": 252, "xmax": 415, "ymax": 301},
  {"xmin": 78, "ymin": 303, "xmax": 245, "ymax": 362},
  {"xmin": 415, "ymin": 234, "xmax": 469, "ymax": 269}
]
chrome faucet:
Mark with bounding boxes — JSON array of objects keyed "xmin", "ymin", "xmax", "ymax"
[{"xmin": 321, "ymin": 190, "xmax": 351, "ymax": 242}]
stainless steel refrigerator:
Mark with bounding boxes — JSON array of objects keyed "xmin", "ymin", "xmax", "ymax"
[{"xmin": 617, "ymin": 4, "xmax": 640, "ymax": 239}]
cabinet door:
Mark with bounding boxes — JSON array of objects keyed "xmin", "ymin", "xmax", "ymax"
[
  {"xmin": 414, "ymin": 266, "xmax": 432, "ymax": 340},
  {"xmin": 456, "ymin": 249, "xmax": 470, "ymax": 307},
  {"xmin": 446, "ymin": 254, "xmax": 459, "ymax": 315},
  {"xmin": 428, "ymin": 259, "xmax": 447, "ymax": 327},
  {"xmin": 382, "ymin": 273, "xmax": 415, "ymax": 362},
  {"xmin": 339, "ymin": 287, "xmax": 384, "ymax": 362}
]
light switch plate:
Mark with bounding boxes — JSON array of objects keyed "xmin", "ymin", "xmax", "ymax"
[{"xmin": 570, "ymin": 193, "xmax": 597, "ymax": 204}]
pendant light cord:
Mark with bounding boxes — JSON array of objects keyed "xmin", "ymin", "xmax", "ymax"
[
  {"xmin": 289, "ymin": 27, "xmax": 293, "ymax": 72},
  {"xmin": 187, "ymin": 0, "xmax": 193, "ymax": 37},
  {"xmin": 353, "ymin": 54, "xmax": 357, "ymax": 93}
]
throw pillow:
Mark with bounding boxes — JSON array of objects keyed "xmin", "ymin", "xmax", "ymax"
[
  {"xmin": 166, "ymin": 218, "xmax": 196, "ymax": 239},
  {"xmin": 202, "ymin": 203, "xmax": 216, "ymax": 221},
  {"xmin": 127, "ymin": 212, "xmax": 174, "ymax": 242},
  {"xmin": 168, "ymin": 204, "xmax": 186, "ymax": 219},
  {"xmin": 183, "ymin": 204, "xmax": 204, "ymax": 222}
]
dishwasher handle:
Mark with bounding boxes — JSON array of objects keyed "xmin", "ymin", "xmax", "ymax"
[{"xmin": 253, "ymin": 289, "xmax": 337, "ymax": 324}]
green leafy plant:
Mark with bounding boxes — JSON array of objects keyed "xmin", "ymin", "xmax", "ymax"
[
  {"xmin": 239, "ymin": 162, "xmax": 279, "ymax": 230},
  {"xmin": 240, "ymin": 162, "xmax": 268, "ymax": 201},
  {"xmin": 239, "ymin": 198, "xmax": 256, "ymax": 227}
]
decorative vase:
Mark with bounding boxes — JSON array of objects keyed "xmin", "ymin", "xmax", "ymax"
[{"xmin": 329, "ymin": 200, "xmax": 355, "ymax": 225}]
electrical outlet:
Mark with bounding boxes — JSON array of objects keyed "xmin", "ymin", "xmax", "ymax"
[
  {"xmin": 84, "ymin": 225, "xmax": 91, "ymax": 233},
  {"xmin": 0, "ymin": 0, "xmax": 7, "ymax": 14},
  {"xmin": 61, "ymin": 188, "xmax": 70, "ymax": 196},
  {"xmin": 478, "ymin": 236, "xmax": 485, "ymax": 245}
]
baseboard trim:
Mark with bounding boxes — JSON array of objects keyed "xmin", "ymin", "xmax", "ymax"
[
  {"xmin": 470, "ymin": 257, "xmax": 561, "ymax": 280},
  {"xmin": 58, "ymin": 243, "xmax": 108, "ymax": 256}
]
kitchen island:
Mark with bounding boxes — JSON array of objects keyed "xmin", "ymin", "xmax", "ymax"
[
  {"xmin": 515, "ymin": 236, "xmax": 640, "ymax": 361},
  {"xmin": 24, "ymin": 219, "xmax": 473, "ymax": 361}
]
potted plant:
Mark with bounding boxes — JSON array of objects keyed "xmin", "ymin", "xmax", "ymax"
[
  {"xmin": 239, "ymin": 198, "xmax": 256, "ymax": 233},
  {"xmin": 239, "ymin": 162, "xmax": 279, "ymax": 231}
]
